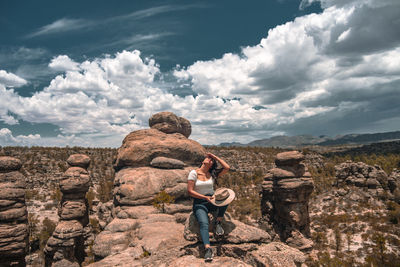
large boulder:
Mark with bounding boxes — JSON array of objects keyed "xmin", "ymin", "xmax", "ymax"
[
  {"xmin": 113, "ymin": 129, "xmax": 205, "ymax": 170},
  {"xmin": 149, "ymin": 111, "xmax": 192, "ymax": 138},
  {"xmin": 0, "ymin": 156, "xmax": 22, "ymax": 172},
  {"xmin": 248, "ymin": 242, "xmax": 306, "ymax": 267},
  {"xmin": 168, "ymin": 255, "xmax": 252, "ymax": 267},
  {"xmin": 134, "ymin": 214, "xmax": 187, "ymax": 254},
  {"xmin": 114, "ymin": 167, "xmax": 193, "ymax": 206},
  {"xmin": 67, "ymin": 154, "xmax": 91, "ymax": 168},
  {"xmin": 150, "ymin": 157, "xmax": 185, "ymax": 169},
  {"xmin": 184, "ymin": 211, "xmax": 271, "ymax": 244}
]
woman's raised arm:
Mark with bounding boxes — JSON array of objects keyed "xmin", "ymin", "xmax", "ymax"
[{"xmin": 207, "ymin": 152, "xmax": 230, "ymax": 177}]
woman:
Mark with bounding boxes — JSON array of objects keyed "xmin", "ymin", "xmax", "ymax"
[{"xmin": 187, "ymin": 152, "xmax": 230, "ymax": 262}]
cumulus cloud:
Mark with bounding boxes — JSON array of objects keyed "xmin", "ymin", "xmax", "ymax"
[
  {"xmin": 1, "ymin": 0, "xmax": 400, "ymax": 146},
  {"xmin": 49, "ymin": 55, "xmax": 80, "ymax": 71},
  {"xmin": 0, "ymin": 70, "xmax": 28, "ymax": 87},
  {"xmin": 0, "ymin": 128, "xmax": 40, "ymax": 146},
  {"xmin": 174, "ymin": 0, "xmax": 400, "ymax": 141}
]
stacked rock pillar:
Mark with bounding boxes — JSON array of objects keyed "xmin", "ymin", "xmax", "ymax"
[
  {"xmin": 44, "ymin": 154, "xmax": 91, "ymax": 267},
  {"xmin": 0, "ymin": 157, "xmax": 28, "ymax": 267},
  {"xmin": 261, "ymin": 151, "xmax": 314, "ymax": 251}
]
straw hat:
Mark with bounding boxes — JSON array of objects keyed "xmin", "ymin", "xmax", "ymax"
[{"xmin": 210, "ymin": 188, "xmax": 235, "ymax": 206}]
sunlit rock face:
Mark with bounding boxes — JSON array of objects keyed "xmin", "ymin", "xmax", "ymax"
[
  {"xmin": 261, "ymin": 151, "xmax": 314, "ymax": 251},
  {"xmin": 90, "ymin": 112, "xmax": 307, "ymax": 266},
  {"xmin": 0, "ymin": 156, "xmax": 28, "ymax": 267},
  {"xmin": 44, "ymin": 154, "xmax": 91, "ymax": 266}
]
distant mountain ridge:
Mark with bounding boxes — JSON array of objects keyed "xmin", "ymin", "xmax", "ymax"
[{"xmin": 218, "ymin": 130, "xmax": 400, "ymax": 147}]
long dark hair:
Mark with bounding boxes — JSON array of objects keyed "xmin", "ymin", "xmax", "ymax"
[{"xmin": 208, "ymin": 158, "xmax": 223, "ymax": 186}]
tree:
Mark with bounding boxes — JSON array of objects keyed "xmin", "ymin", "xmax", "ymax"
[
  {"xmin": 334, "ymin": 227, "xmax": 342, "ymax": 254},
  {"xmin": 372, "ymin": 232, "xmax": 387, "ymax": 266}
]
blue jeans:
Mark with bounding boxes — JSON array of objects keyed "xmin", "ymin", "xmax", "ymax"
[{"xmin": 192, "ymin": 194, "xmax": 228, "ymax": 246}]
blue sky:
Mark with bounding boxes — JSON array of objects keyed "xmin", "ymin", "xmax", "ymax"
[{"xmin": 0, "ymin": 0, "xmax": 399, "ymax": 146}]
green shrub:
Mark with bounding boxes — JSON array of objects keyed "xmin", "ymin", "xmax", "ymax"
[
  {"xmin": 39, "ymin": 217, "xmax": 56, "ymax": 250},
  {"xmin": 152, "ymin": 190, "xmax": 175, "ymax": 213}
]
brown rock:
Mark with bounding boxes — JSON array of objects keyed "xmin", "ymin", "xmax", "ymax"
[
  {"xmin": 92, "ymin": 231, "xmax": 132, "ymax": 259},
  {"xmin": 114, "ymin": 167, "xmax": 193, "ymax": 206},
  {"xmin": 0, "ymin": 159, "xmax": 28, "ymax": 267},
  {"xmin": 178, "ymin": 116, "xmax": 192, "ymax": 138},
  {"xmin": 104, "ymin": 218, "xmax": 139, "ymax": 232},
  {"xmin": 60, "ymin": 167, "xmax": 90, "ymax": 193},
  {"xmin": 87, "ymin": 247, "xmax": 143, "ymax": 267},
  {"xmin": 52, "ymin": 220, "xmax": 83, "ymax": 240},
  {"xmin": 149, "ymin": 112, "xmax": 181, "ymax": 133},
  {"xmin": 0, "ymin": 206, "xmax": 27, "ymax": 221},
  {"xmin": 275, "ymin": 151, "xmax": 305, "ymax": 167},
  {"xmin": 184, "ymin": 212, "xmax": 270, "ymax": 244},
  {"xmin": 261, "ymin": 151, "xmax": 314, "ymax": 251},
  {"xmin": 118, "ymin": 205, "xmax": 158, "ymax": 219},
  {"xmin": 148, "ymin": 111, "xmax": 192, "ymax": 138},
  {"xmin": 52, "ymin": 259, "xmax": 80, "ymax": 267},
  {"xmin": 168, "ymin": 255, "xmax": 252, "ymax": 267},
  {"xmin": 135, "ymin": 214, "xmax": 186, "ymax": 254},
  {"xmin": 59, "ymin": 200, "xmax": 87, "ymax": 220},
  {"xmin": 67, "ymin": 154, "xmax": 91, "ymax": 168},
  {"xmin": 0, "ymin": 156, "xmax": 22, "ymax": 171},
  {"xmin": 249, "ymin": 242, "xmax": 306, "ymax": 267},
  {"xmin": 285, "ymin": 230, "xmax": 314, "ymax": 251},
  {"xmin": 0, "ymin": 171, "xmax": 26, "ymax": 186},
  {"xmin": 150, "ymin": 156, "xmax": 185, "ymax": 169},
  {"xmin": 114, "ymin": 129, "xmax": 205, "ymax": 169}
]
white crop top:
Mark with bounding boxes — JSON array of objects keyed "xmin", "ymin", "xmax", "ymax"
[{"xmin": 187, "ymin": 170, "xmax": 214, "ymax": 195}]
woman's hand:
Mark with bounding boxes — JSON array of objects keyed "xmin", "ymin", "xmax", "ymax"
[
  {"xmin": 205, "ymin": 195, "xmax": 214, "ymax": 203},
  {"xmin": 206, "ymin": 152, "xmax": 216, "ymax": 159}
]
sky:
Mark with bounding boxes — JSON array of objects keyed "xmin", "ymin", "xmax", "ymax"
[{"xmin": 0, "ymin": 0, "xmax": 399, "ymax": 147}]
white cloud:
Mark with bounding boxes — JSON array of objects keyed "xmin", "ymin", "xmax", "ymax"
[
  {"xmin": 26, "ymin": 18, "xmax": 89, "ymax": 38},
  {"xmin": 49, "ymin": 55, "xmax": 80, "ymax": 71},
  {"xmin": 0, "ymin": 128, "xmax": 40, "ymax": 146},
  {"xmin": 174, "ymin": 0, "xmax": 400, "ymax": 141},
  {"xmin": 1, "ymin": 0, "xmax": 400, "ymax": 146},
  {"xmin": 0, "ymin": 70, "xmax": 28, "ymax": 88}
]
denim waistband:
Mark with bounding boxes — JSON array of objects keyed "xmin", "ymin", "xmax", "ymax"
[{"xmin": 192, "ymin": 194, "xmax": 213, "ymax": 205}]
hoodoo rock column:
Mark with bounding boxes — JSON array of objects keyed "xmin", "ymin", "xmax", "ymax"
[
  {"xmin": 0, "ymin": 156, "xmax": 28, "ymax": 267},
  {"xmin": 261, "ymin": 151, "xmax": 314, "ymax": 251},
  {"xmin": 44, "ymin": 154, "xmax": 91, "ymax": 267}
]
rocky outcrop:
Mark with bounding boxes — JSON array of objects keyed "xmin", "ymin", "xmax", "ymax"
[
  {"xmin": 389, "ymin": 169, "xmax": 400, "ymax": 202},
  {"xmin": 148, "ymin": 111, "xmax": 191, "ymax": 138},
  {"xmin": 261, "ymin": 151, "xmax": 314, "ymax": 251},
  {"xmin": 94, "ymin": 112, "xmax": 206, "ymax": 261},
  {"xmin": 184, "ymin": 211, "xmax": 271, "ymax": 244},
  {"xmin": 90, "ymin": 112, "xmax": 307, "ymax": 266},
  {"xmin": 335, "ymin": 161, "xmax": 393, "ymax": 199},
  {"xmin": 113, "ymin": 129, "xmax": 205, "ymax": 170},
  {"xmin": 44, "ymin": 154, "xmax": 92, "ymax": 266},
  {"xmin": 0, "ymin": 156, "xmax": 28, "ymax": 267}
]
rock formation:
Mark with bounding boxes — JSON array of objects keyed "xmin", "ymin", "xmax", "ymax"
[
  {"xmin": 90, "ymin": 112, "xmax": 307, "ymax": 266},
  {"xmin": 261, "ymin": 151, "xmax": 314, "ymax": 251},
  {"xmin": 0, "ymin": 156, "xmax": 28, "ymax": 267},
  {"xmin": 148, "ymin": 111, "xmax": 191, "ymax": 138},
  {"xmin": 335, "ymin": 161, "xmax": 393, "ymax": 200},
  {"xmin": 389, "ymin": 168, "xmax": 400, "ymax": 202},
  {"xmin": 44, "ymin": 154, "xmax": 91, "ymax": 266}
]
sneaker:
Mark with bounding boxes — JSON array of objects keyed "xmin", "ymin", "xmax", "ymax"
[
  {"xmin": 204, "ymin": 247, "xmax": 213, "ymax": 262},
  {"xmin": 215, "ymin": 220, "xmax": 224, "ymax": 236}
]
